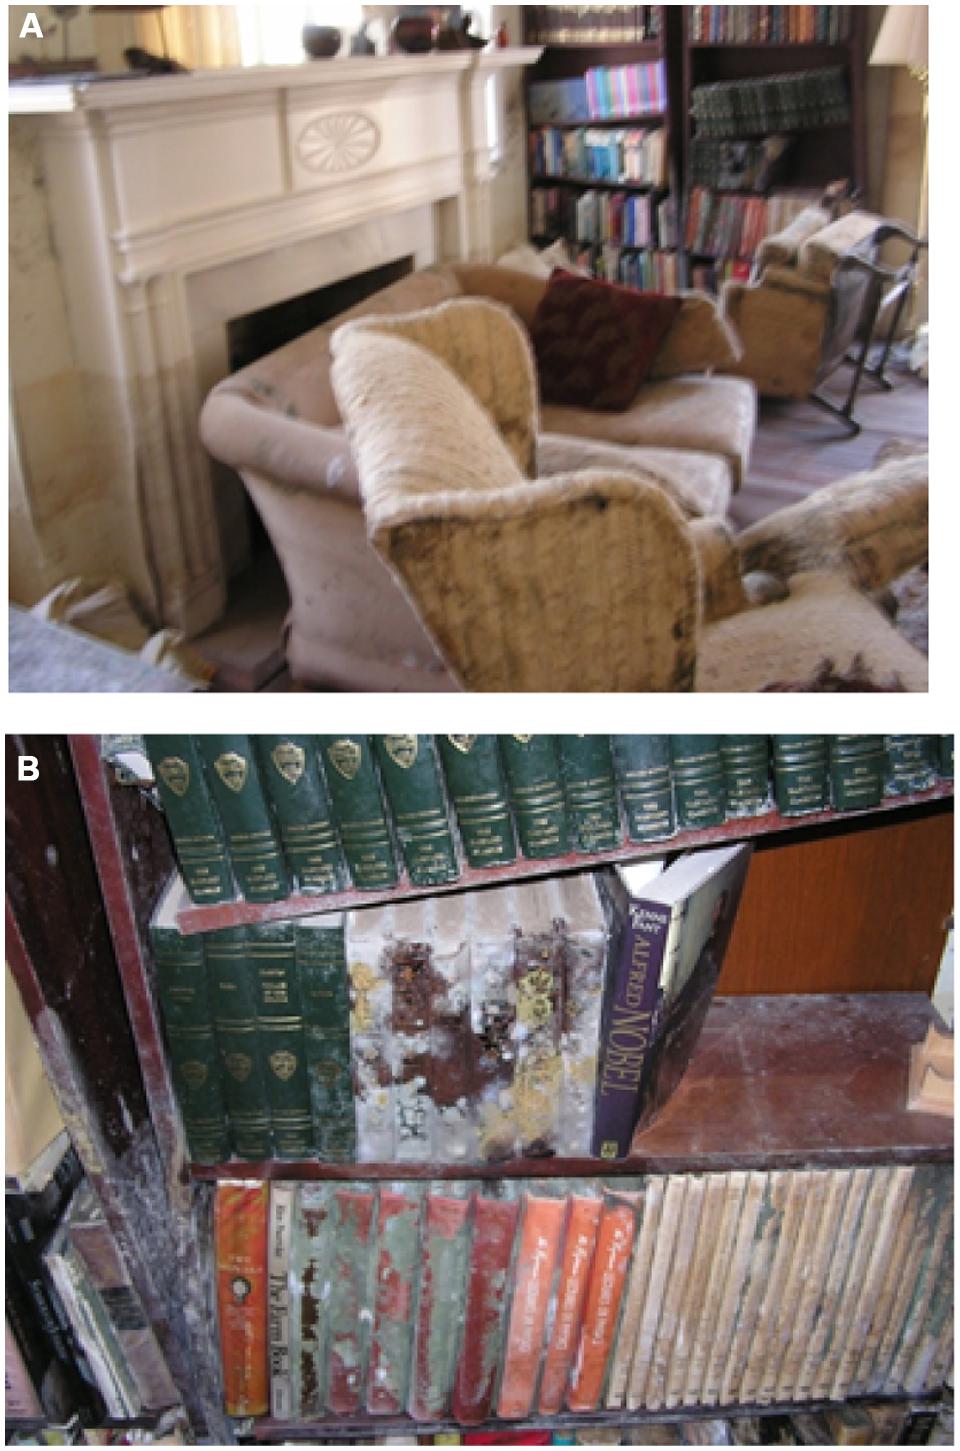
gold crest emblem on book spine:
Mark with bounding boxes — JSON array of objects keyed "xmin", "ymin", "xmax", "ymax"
[
  {"xmin": 447, "ymin": 735, "xmax": 476, "ymax": 754},
  {"xmin": 223, "ymin": 1052, "xmax": 253, "ymax": 1082},
  {"xmin": 214, "ymin": 753, "xmax": 248, "ymax": 793},
  {"xmin": 180, "ymin": 1060, "xmax": 208, "ymax": 1088},
  {"xmin": 271, "ymin": 742, "xmax": 305, "ymax": 786},
  {"xmin": 158, "ymin": 756, "xmax": 190, "ymax": 797},
  {"xmin": 327, "ymin": 738, "xmax": 362, "ymax": 780},
  {"xmin": 268, "ymin": 1050, "xmax": 298, "ymax": 1082},
  {"xmin": 383, "ymin": 735, "xmax": 418, "ymax": 770},
  {"xmin": 512, "ymin": 734, "xmax": 533, "ymax": 744}
]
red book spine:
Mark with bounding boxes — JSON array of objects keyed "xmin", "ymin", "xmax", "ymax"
[
  {"xmin": 215, "ymin": 1181, "xmax": 269, "ymax": 1417},
  {"xmin": 567, "ymin": 1197, "xmax": 637, "ymax": 1411},
  {"xmin": 452, "ymin": 1197, "xmax": 521, "ymax": 1425},
  {"xmin": 327, "ymin": 1188, "xmax": 376, "ymax": 1415},
  {"xmin": 497, "ymin": 1195, "xmax": 567, "ymax": 1419},
  {"xmin": 411, "ymin": 1195, "xmax": 472, "ymax": 1422},
  {"xmin": 537, "ymin": 1196, "xmax": 603, "ymax": 1414},
  {"xmin": 367, "ymin": 1190, "xmax": 421, "ymax": 1415}
]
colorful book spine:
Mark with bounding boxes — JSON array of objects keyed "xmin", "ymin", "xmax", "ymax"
[
  {"xmin": 247, "ymin": 921, "xmax": 313, "ymax": 1158},
  {"xmin": 719, "ymin": 736, "xmax": 771, "ymax": 819},
  {"xmin": 290, "ymin": 1184, "xmax": 332, "ymax": 1420},
  {"xmin": 499, "ymin": 736, "xmax": 570, "ymax": 860},
  {"xmin": 326, "ymin": 1187, "xmax": 376, "ymax": 1414},
  {"xmin": 145, "ymin": 735, "xmax": 234, "ymax": 903},
  {"xmin": 411, "ymin": 1195, "xmax": 472, "ymax": 1422},
  {"xmin": 538, "ymin": 1196, "xmax": 603, "ymax": 1414},
  {"xmin": 374, "ymin": 736, "xmax": 459, "ymax": 886},
  {"xmin": 317, "ymin": 735, "xmax": 399, "ymax": 889},
  {"xmin": 884, "ymin": 735, "xmax": 938, "ymax": 795},
  {"xmin": 215, "ymin": 1181, "xmax": 269, "ymax": 1417},
  {"xmin": 256, "ymin": 735, "xmax": 348, "ymax": 894},
  {"xmin": 567, "ymin": 1195, "xmax": 638, "ymax": 1411},
  {"xmin": 149, "ymin": 921, "xmax": 230, "ymax": 1164},
  {"xmin": 196, "ymin": 735, "xmax": 290, "ymax": 902},
  {"xmin": 592, "ymin": 891, "xmax": 671, "ymax": 1159},
  {"xmin": 558, "ymin": 736, "xmax": 622, "ymax": 852},
  {"xmin": 669, "ymin": 736, "xmax": 726, "ymax": 829},
  {"xmin": 207, "ymin": 926, "xmax": 273, "ymax": 1159},
  {"xmin": 452, "ymin": 1196, "xmax": 521, "ymax": 1425},
  {"xmin": 367, "ymin": 1190, "xmax": 421, "ymax": 1415},
  {"xmin": 295, "ymin": 914, "xmax": 355, "ymax": 1162},
  {"xmin": 437, "ymin": 735, "xmax": 517, "ymax": 868},
  {"xmin": 771, "ymin": 735, "xmax": 829, "ymax": 816},
  {"xmin": 828, "ymin": 736, "xmax": 886, "ymax": 812},
  {"xmin": 497, "ymin": 1194, "xmax": 566, "ymax": 1419},
  {"xmin": 268, "ymin": 1182, "xmax": 294, "ymax": 1419},
  {"xmin": 610, "ymin": 735, "xmax": 676, "ymax": 843}
]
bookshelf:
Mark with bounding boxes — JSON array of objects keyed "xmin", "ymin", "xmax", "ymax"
[
  {"xmin": 6, "ymin": 736, "xmax": 954, "ymax": 1445},
  {"xmin": 680, "ymin": 5, "xmax": 868, "ymax": 289}
]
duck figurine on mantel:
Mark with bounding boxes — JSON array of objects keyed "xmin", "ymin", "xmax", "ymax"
[{"xmin": 437, "ymin": 9, "xmax": 488, "ymax": 49}]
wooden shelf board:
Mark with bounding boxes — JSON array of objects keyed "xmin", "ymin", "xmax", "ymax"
[
  {"xmin": 189, "ymin": 992, "xmax": 953, "ymax": 1182},
  {"xmin": 688, "ymin": 41, "xmax": 851, "ymax": 51},
  {"xmin": 529, "ymin": 113, "xmax": 666, "ymax": 128},
  {"xmin": 531, "ymin": 174, "xmax": 664, "ymax": 191},
  {"xmin": 174, "ymin": 785, "xmax": 952, "ymax": 935}
]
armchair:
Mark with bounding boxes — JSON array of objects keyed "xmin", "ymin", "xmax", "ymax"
[{"xmin": 721, "ymin": 209, "xmax": 926, "ymax": 433}]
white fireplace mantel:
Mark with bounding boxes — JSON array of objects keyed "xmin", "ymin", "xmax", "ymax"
[{"xmin": 9, "ymin": 49, "xmax": 541, "ymax": 634}]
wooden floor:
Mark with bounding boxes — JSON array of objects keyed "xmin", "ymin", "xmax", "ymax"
[{"xmin": 197, "ymin": 359, "xmax": 929, "ymax": 690}]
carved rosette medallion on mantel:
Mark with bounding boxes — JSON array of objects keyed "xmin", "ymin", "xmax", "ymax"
[{"xmin": 295, "ymin": 112, "xmax": 380, "ymax": 174}]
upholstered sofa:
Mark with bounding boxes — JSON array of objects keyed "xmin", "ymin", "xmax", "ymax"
[{"xmin": 200, "ymin": 263, "xmax": 755, "ymax": 691}]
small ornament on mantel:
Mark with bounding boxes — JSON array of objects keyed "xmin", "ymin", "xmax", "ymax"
[{"xmin": 907, "ymin": 1022, "xmax": 954, "ymax": 1117}]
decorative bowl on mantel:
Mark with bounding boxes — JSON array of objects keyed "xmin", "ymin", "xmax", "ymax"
[
  {"xmin": 302, "ymin": 24, "xmax": 342, "ymax": 60},
  {"xmin": 390, "ymin": 16, "xmax": 438, "ymax": 53}
]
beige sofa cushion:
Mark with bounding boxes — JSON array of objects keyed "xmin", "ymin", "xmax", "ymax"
[
  {"xmin": 754, "ymin": 206, "xmax": 832, "ymax": 271},
  {"xmin": 648, "ymin": 290, "xmax": 743, "ymax": 379},
  {"xmin": 540, "ymin": 374, "xmax": 756, "ymax": 489},
  {"xmin": 537, "ymin": 434, "xmax": 731, "ymax": 519},
  {"xmin": 696, "ymin": 571, "xmax": 929, "ymax": 692}
]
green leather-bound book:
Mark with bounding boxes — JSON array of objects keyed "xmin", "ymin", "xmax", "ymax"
[
  {"xmin": 669, "ymin": 735, "xmax": 726, "ymax": 829},
  {"xmin": 206, "ymin": 926, "xmax": 273, "ymax": 1159},
  {"xmin": 373, "ymin": 736, "xmax": 459, "ymax": 886},
  {"xmin": 149, "ymin": 884, "xmax": 229, "ymax": 1164},
  {"xmin": 317, "ymin": 736, "xmax": 399, "ymax": 890},
  {"xmin": 771, "ymin": 735, "xmax": 829, "ymax": 816},
  {"xmin": 256, "ymin": 736, "xmax": 348, "ymax": 895},
  {"xmin": 295, "ymin": 914, "xmax": 355, "ymax": 1162},
  {"xmin": 720, "ymin": 736, "xmax": 772, "ymax": 819},
  {"xmin": 436, "ymin": 735, "xmax": 517, "ymax": 868},
  {"xmin": 247, "ymin": 921, "xmax": 314, "ymax": 1159},
  {"xmin": 195, "ymin": 736, "xmax": 290, "ymax": 903},
  {"xmin": 828, "ymin": 736, "xmax": 885, "ymax": 812},
  {"xmin": 609, "ymin": 735, "xmax": 676, "ymax": 843},
  {"xmin": 144, "ymin": 735, "xmax": 235, "ymax": 904},
  {"xmin": 499, "ymin": 736, "xmax": 570, "ymax": 860},
  {"xmin": 558, "ymin": 736, "xmax": 622, "ymax": 852},
  {"xmin": 938, "ymin": 736, "xmax": 954, "ymax": 779},
  {"xmin": 884, "ymin": 736, "xmax": 939, "ymax": 796}
]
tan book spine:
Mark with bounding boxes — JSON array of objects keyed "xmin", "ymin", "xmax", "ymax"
[
  {"xmin": 625, "ymin": 1175, "xmax": 687, "ymax": 1410},
  {"xmin": 794, "ymin": 1167, "xmax": 871, "ymax": 1402},
  {"xmin": 775, "ymin": 1169, "xmax": 851, "ymax": 1402},
  {"xmin": 645, "ymin": 1175, "xmax": 706, "ymax": 1411},
  {"xmin": 865, "ymin": 1169, "xmax": 937, "ymax": 1393},
  {"xmin": 888, "ymin": 1177, "xmax": 954, "ymax": 1392},
  {"xmin": 664, "ymin": 1173, "xmax": 728, "ymax": 1408},
  {"xmin": 701, "ymin": 1171, "xmax": 767, "ymax": 1407},
  {"xmin": 683, "ymin": 1171, "xmax": 748, "ymax": 1407},
  {"xmin": 849, "ymin": 1170, "xmax": 919, "ymax": 1394},
  {"xmin": 750, "ymin": 1171, "xmax": 812, "ymax": 1405},
  {"xmin": 605, "ymin": 1176, "xmax": 664, "ymax": 1410},
  {"xmin": 720, "ymin": 1170, "xmax": 790, "ymax": 1406},
  {"xmin": 923, "ymin": 1318, "xmax": 954, "ymax": 1392},
  {"xmin": 831, "ymin": 1165, "xmax": 914, "ymax": 1400},
  {"xmin": 811, "ymin": 1166, "xmax": 893, "ymax": 1401}
]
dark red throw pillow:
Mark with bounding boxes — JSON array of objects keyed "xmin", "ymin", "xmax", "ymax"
[{"xmin": 530, "ymin": 270, "xmax": 683, "ymax": 411}]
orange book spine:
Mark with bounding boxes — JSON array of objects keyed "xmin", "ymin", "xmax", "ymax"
[
  {"xmin": 566, "ymin": 1196, "xmax": 637, "ymax": 1412},
  {"xmin": 497, "ymin": 1194, "xmax": 566, "ymax": 1419},
  {"xmin": 215, "ymin": 1181, "xmax": 269, "ymax": 1417},
  {"xmin": 538, "ymin": 1196, "xmax": 602, "ymax": 1414}
]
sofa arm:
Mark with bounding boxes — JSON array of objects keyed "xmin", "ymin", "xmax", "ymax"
[
  {"xmin": 451, "ymin": 263, "xmax": 548, "ymax": 332},
  {"xmin": 199, "ymin": 384, "xmax": 361, "ymax": 502},
  {"xmin": 720, "ymin": 273, "xmax": 829, "ymax": 398}
]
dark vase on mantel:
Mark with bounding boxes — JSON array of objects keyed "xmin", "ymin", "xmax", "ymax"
[
  {"xmin": 302, "ymin": 24, "xmax": 342, "ymax": 59},
  {"xmin": 390, "ymin": 15, "xmax": 438, "ymax": 54}
]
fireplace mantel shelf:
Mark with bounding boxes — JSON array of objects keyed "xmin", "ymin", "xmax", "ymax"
[{"xmin": 7, "ymin": 48, "xmax": 543, "ymax": 115}]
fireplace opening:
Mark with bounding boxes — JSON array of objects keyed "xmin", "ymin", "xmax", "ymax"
[{"xmin": 226, "ymin": 255, "xmax": 415, "ymax": 373}]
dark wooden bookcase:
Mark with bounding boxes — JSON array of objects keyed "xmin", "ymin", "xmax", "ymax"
[{"xmin": 5, "ymin": 735, "xmax": 954, "ymax": 1444}]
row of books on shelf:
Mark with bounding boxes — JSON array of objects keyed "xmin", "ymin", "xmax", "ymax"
[
  {"xmin": 530, "ymin": 125, "xmax": 667, "ymax": 187},
  {"xmin": 5, "ymin": 1146, "xmax": 181, "ymax": 1434},
  {"xmin": 690, "ymin": 66, "xmax": 850, "ymax": 137},
  {"xmin": 688, "ymin": 135, "xmax": 792, "ymax": 193},
  {"xmin": 145, "ymin": 734, "xmax": 953, "ymax": 912},
  {"xmin": 687, "ymin": 6, "xmax": 855, "ymax": 45},
  {"xmin": 152, "ymin": 842, "xmax": 751, "ymax": 1166},
  {"xmin": 528, "ymin": 63, "xmax": 666, "ymax": 126},
  {"xmin": 525, "ymin": 7, "xmax": 661, "ymax": 46},
  {"xmin": 685, "ymin": 186, "xmax": 821, "ymax": 260},
  {"xmin": 588, "ymin": 243, "xmax": 682, "ymax": 293},
  {"xmin": 213, "ymin": 1165, "xmax": 953, "ymax": 1424},
  {"xmin": 532, "ymin": 189, "xmax": 676, "ymax": 250}
]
